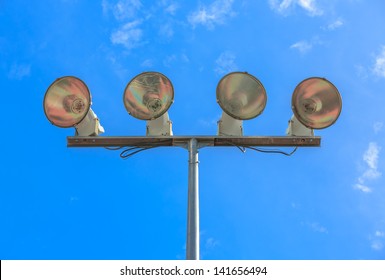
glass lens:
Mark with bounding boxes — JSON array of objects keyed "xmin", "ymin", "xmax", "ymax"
[
  {"xmin": 292, "ymin": 77, "xmax": 342, "ymax": 129},
  {"xmin": 123, "ymin": 72, "xmax": 174, "ymax": 120},
  {"xmin": 216, "ymin": 72, "xmax": 267, "ymax": 120},
  {"xmin": 43, "ymin": 76, "xmax": 91, "ymax": 128}
]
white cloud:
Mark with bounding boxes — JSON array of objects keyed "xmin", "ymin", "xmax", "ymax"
[
  {"xmin": 159, "ymin": 23, "xmax": 174, "ymax": 38},
  {"xmin": 140, "ymin": 59, "xmax": 153, "ymax": 68},
  {"xmin": 102, "ymin": 0, "xmax": 110, "ymax": 16},
  {"xmin": 354, "ymin": 142, "xmax": 382, "ymax": 193},
  {"xmin": 308, "ymin": 222, "xmax": 328, "ymax": 234},
  {"xmin": 371, "ymin": 241, "xmax": 384, "ymax": 251},
  {"xmin": 290, "ymin": 40, "xmax": 313, "ymax": 53},
  {"xmin": 215, "ymin": 51, "xmax": 238, "ymax": 75},
  {"xmin": 106, "ymin": 52, "xmax": 129, "ymax": 78},
  {"xmin": 8, "ymin": 63, "xmax": 31, "ymax": 80},
  {"xmin": 363, "ymin": 142, "xmax": 380, "ymax": 170},
  {"xmin": 373, "ymin": 46, "xmax": 385, "ymax": 78},
  {"xmin": 297, "ymin": 0, "xmax": 323, "ymax": 16},
  {"xmin": 103, "ymin": 0, "xmax": 142, "ymax": 21},
  {"xmin": 291, "ymin": 202, "xmax": 300, "ymax": 209},
  {"xmin": 302, "ymin": 221, "xmax": 328, "ymax": 234},
  {"xmin": 188, "ymin": 0, "xmax": 235, "ymax": 29},
  {"xmin": 269, "ymin": 0, "xmax": 294, "ymax": 13},
  {"xmin": 269, "ymin": 0, "xmax": 323, "ymax": 16},
  {"xmin": 373, "ymin": 122, "xmax": 383, "ymax": 134},
  {"xmin": 163, "ymin": 54, "xmax": 177, "ymax": 67},
  {"xmin": 354, "ymin": 183, "xmax": 372, "ymax": 193},
  {"xmin": 355, "ymin": 64, "xmax": 369, "ymax": 79},
  {"xmin": 369, "ymin": 230, "xmax": 385, "ymax": 251},
  {"xmin": 164, "ymin": 2, "xmax": 178, "ymax": 15},
  {"xmin": 110, "ymin": 20, "xmax": 143, "ymax": 49},
  {"xmin": 163, "ymin": 53, "xmax": 189, "ymax": 68},
  {"xmin": 325, "ymin": 19, "xmax": 344, "ymax": 30},
  {"xmin": 198, "ymin": 115, "xmax": 220, "ymax": 128},
  {"xmin": 205, "ymin": 237, "xmax": 220, "ymax": 249}
]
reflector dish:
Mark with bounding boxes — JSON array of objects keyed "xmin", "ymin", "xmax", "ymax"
[
  {"xmin": 123, "ymin": 72, "xmax": 174, "ymax": 120},
  {"xmin": 43, "ymin": 76, "xmax": 91, "ymax": 128},
  {"xmin": 292, "ymin": 77, "xmax": 342, "ymax": 129},
  {"xmin": 216, "ymin": 72, "xmax": 267, "ymax": 120}
]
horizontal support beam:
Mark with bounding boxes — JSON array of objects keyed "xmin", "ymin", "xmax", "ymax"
[{"xmin": 67, "ymin": 136, "xmax": 321, "ymax": 148}]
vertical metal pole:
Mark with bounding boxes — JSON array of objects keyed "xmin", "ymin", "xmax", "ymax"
[{"xmin": 186, "ymin": 138, "xmax": 199, "ymax": 260}]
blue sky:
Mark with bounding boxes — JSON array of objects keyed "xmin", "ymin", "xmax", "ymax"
[{"xmin": 0, "ymin": 0, "xmax": 385, "ymax": 260}]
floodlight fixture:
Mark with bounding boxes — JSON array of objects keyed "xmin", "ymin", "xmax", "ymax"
[
  {"xmin": 292, "ymin": 77, "xmax": 342, "ymax": 129},
  {"xmin": 123, "ymin": 72, "xmax": 174, "ymax": 120},
  {"xmin": 123, "ymin": 72, "xmax": 174, "ymax": 136},
  {"xmin": 43, "ymin": 76, "xmax": 104, "ymax": 136},
  {"xmin": 287, "ymin": 77, "xmax": 342, "ymax": 136},
  {"xmin": 216, "ymin": 72, "xmax": 267, "ymax": 136}
]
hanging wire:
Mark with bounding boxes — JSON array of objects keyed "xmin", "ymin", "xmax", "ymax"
[
  {"xmin": 104, "ymin": 139, "xmax": 172, "ymax": 159},
  {"xmin": 222, "ymin": 140, "xmax": 247, "ymax": 153},
  {"xmin": 222, "ymin": 139, "xmax": 298, "ymax": 156},
  {"xmin": 244, "ymin": 146, "xmax": 298, "ymax": 156},
  {"xmin": 104, "ymin": 140, "xmax": 298, "ymax": 158},
  {"xmin": 104, "ymin": 146, "xmax": 124, "ymax": 150},
  {"xmin": 120, "ymin": 146, "xmax": 158, "ymax": 159}
]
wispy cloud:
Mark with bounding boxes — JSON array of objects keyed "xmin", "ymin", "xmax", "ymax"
[
  {"xmin": 363, "ymin": 142, "xmax": 381, "ymax": 171},
  {"xmin": 163, "ymin": 53, "xmax": 189, "ymax": 68},
  {"xmin": 309, "ymin": 222, "xmax": 329, "ymax": 234},
  {"xmin": 302, "ymin": 222, "xmax": 328, "ymax": 234},
  {"xmin": 102, "ymin": 0, "xmax": 142, "ymax": 21},
  {"xmin": 163, "ymin": 1, "xmax": 178, "ymax": 16},
  {"xmin": 205, "ymin": 237, "xmax": 220, "ymax": 249},
  {"xmin": 373, "ymin": 46, "xmax": 385, "ymax": 78},
  {"xmin": 290, "ymin": 40, "xmax": 313, "ymax": 54},
  {"xmin": 354, "ymin": 142, "xmax": 382, "ymax": 193},
  {"xmin": 371, "ymin": 241, "xmax": 384, "ymax": 251},
  {"xmin": 188, "ymin": 0, "xmax": 236, "ymax": 29},
  {"xmin": 355, "ymin": 64, "xmax": 369, "ymax": 79},
  {"xmin": 269, "ymin": 0, "xmax": 323, "ymax": 16},
  {"xmin": 324, "ymin": 18, "xmax": 344, "ymax": 30},
  {"xmin": 198, "ymin": 115, "xmax": 221, "ymax": 128},
  {"xmin": 8, "ymin": 63, "xmax": 31, "ymax": 80},
  {"xmin": 110, "ymin": 20, "xmax": 143, "ymax": 49},
  {"xmin": 290, "ymin": 37, "xmax": 323, "ymax": 54},
  {"xmin": 215, "ymin": 51, "xmax": 238, "ymax": 75},
  {"xmin": 370, "ymin": 230, "xmax": 385, "ymax": 251},
  {"xmin": 140, "ymin": 59, "xmax": 153, "ymax": 68},
  {"xmin": 373, "ymin": 122, "xmax": 383, "ymax": 134},
  {"xmin": 159, "ymin": 23, "xmax": 174, "ymax": 39},
  {"xmin": 106, "ymin": 52, "xmax": 129, "ymax": 79},
  {"xmin": 297, "ymin": 0, "xmax": 323, "ymax": 16}
]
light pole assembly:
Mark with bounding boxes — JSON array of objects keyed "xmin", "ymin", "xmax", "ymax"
[{"xmin": 44, "ymin": 72, "xmax": 342, "ymax": 260}]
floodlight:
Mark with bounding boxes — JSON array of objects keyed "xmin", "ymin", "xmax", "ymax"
[
  {"xmin": 217, "ymin": 72, "xmax": 267, "ymax": 120},
  {"xmin": 123, "ymin": 72, "xmax": 174, "ymax": 120},
  {"xmin": 291, "ymin": 77, "xmax": 342, "ymax": 129},
  {"xmin": 43, "ymin": 76, "xmax": 104, "ymax": 136},
  {"xmin": 216, "ymin": 72, "xmax": 267, "ymax": 136},
  {"xmin": 123, "ymin": 72, "xmax": 174, "ymax": 136}
]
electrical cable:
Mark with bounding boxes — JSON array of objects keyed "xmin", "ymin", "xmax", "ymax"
[
  {"xmin": 223, "ymin": 140, "xmax": 298, "ymax": 156},
  {"xmin": 244, "ymin": 146, "xmax": 298, "ymax": 156},
  {"xmin": 104, "ymin": 146, "xmax": 124, "ymax": 150},
  {"xmin": 120, "ymin": 146, "xmax": 157, "ymax": 159},
  {"xmin": 222, "ymin": 140, "xmax": 247, "ymax": 153}
]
